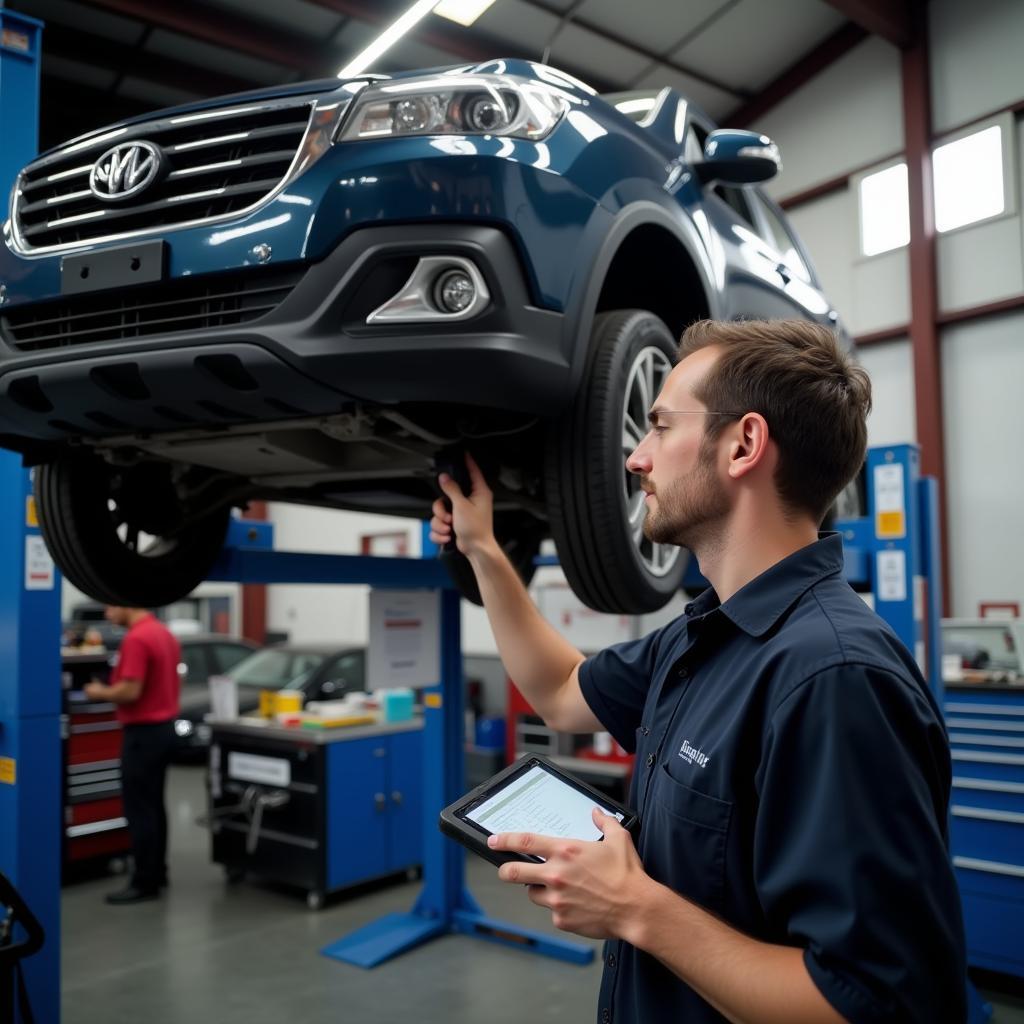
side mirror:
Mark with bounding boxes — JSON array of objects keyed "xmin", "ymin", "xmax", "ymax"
[{"xmin": 695, "ymin": 129, "xmax": 781, "ymax": 186}]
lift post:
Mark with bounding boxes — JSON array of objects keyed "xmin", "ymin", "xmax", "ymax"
[
  {"xmin": 209, "ymin": 521, "xmax": 593, "ymax": 967},
  {"xmin": 0, "ymin": 12, "xmax": 61, "ymax": 1024}
]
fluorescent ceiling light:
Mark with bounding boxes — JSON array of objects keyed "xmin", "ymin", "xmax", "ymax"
[
  {"xmin": 433, "ymin": 0, "xmax": 498, "ymax": 26},
  {"xmin": 338, "ymin": 0, "xmax": 439, "ymax": 79}
]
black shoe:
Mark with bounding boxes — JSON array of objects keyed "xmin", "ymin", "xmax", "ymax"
[{"xmin": 105, "ymin": 885, "xmax": 160, "ymax": 905}]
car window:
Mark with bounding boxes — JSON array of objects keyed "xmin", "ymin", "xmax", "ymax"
[
  {"xmin": 180, "ymin": 644, "xmax": 210, "ymax": 687},
  {"xmin": 229, "ymin": 649, "xmax": 329, "ymax": 689},
  {"xmin": 751, "ymin": 194, "xmax": 812, "ymax": 283},
  {"xmin": 321, "ymin": 651, "xmax": 365, "ymax": 690},
  {"xmin": 211, "ymin": 642, "xmax": 255, "ymax": 674}
]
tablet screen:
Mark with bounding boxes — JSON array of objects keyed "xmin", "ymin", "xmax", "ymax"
[{"xmin": 462, "ymin": 763, "xmax": 625, "ymax": 841}]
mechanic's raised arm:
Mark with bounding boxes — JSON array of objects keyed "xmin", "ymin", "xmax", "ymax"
[{"xmin": 430, "ymin": 453, "xmax": 602, "ymax": 735}]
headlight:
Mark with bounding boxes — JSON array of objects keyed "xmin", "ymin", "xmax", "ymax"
[
  {"xmin": 174, "ymin": 719, "xmax": 194, "ymax": 737},
  {"xmin": 338, "ymin": 73, "xmax": 569, "ymax": 142}
]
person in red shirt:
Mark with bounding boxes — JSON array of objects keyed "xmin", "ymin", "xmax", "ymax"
[{"xmin": 84, "ymin": 607, "xmax": 181, "ymax": 904}]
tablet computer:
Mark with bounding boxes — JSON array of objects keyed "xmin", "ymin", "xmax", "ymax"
[{"xmin": 439, "ymin": 753, "xmax": 639, "ymax": 867}]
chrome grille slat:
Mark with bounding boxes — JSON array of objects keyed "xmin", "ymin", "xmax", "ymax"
[
  {"xmin": 13, "ymin": 96, "xmax": 317, "ymax": 250},
  {"xmin": 22, "ymin": 177, "xmax": 283, "ymax": 239},
  {"xmin": 0, "ymin": 266, "xmax": 305, "ymax": 352}
]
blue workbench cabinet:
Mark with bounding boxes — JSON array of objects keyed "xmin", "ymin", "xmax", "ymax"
[
  {"xmin": 944, "ymin": 685, "xmax": 1024, "ymax": 979},
  {"xmin": 208, "ymin": 719, "xmax": 423, "ymax": 909}
]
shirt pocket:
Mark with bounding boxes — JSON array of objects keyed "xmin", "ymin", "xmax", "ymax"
[{"xmin": 643, "ymin": 764, "xmax": 733, "ymax": 914}]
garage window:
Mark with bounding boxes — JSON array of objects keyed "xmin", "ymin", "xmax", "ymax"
[
  {"xmin": 857, "ymin": 162, "xmax": 910, "ymax": 256},
  {"xmin": 933, "ymin": 121, "xmax": 1008, "ymax": 233}
]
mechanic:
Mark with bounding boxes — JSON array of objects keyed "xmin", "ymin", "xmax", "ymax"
[
  {"xmin": 430, "ymin": 319, "xmax": 966, "ymax": 1024},
  {"xmin": 84, "ymin": 607, "xmax": 180, "ymax": 905}
]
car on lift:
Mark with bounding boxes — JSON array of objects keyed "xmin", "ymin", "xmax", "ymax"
[{"xmin": 0, "ymin": 60, "xmax": 848, "ymax": 615}]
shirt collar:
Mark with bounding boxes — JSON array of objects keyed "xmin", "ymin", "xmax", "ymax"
[{"xmin": 689, "ymin": 534, "xmax": 845, "ymax": 638}]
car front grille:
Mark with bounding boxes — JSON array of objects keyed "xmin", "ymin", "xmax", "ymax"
[
  {"xmin": 0, "ymin": 265, "xmax": 306, "ymax": 352},
  {"xmin": 13, "ymin": 98, "xmax": 316, "ymax": 250}
]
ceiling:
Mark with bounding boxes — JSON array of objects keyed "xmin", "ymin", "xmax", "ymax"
[{"xmin": 4, "ymin": 0, "xmax": 866, "ymax": 152}]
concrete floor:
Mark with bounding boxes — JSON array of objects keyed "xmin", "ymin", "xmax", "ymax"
[{"xmin": 61, "ymin": 766, "xmax": 1024, "ymax": 1024}]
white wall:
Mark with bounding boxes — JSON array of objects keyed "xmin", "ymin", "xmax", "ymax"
[
  {"xmin": 751, "ymin": 36, "xmax": 904, "ymax": 201},
  {"xmin": 265, "ymin": 504, "xmax": 419, "ymax": 646},
  {"xmin": 856, "ymin": 339, "xmax": 916, "ymax": 447},
  {"xmin": 930, "ymin": 0, "xmax": 1024, "ymax": 134},
  {"xmin": 941, "ymin": 312, "xmax": 1024, "ymax": 616}
]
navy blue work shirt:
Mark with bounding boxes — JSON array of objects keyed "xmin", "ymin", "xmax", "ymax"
[{"xmin": 579, "ymin": 534, "xmax": 966, "ymax": 1024}]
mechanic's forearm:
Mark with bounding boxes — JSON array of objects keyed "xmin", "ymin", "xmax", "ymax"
[
  {"xmin": 468, "ymin": 539, "xmax": 586, "ymax": 730},
  {"xmin": 92, "ymin": 681, "xmax": 139, "ymax": 705},
  {"xmin": 625, "ymin": 878, "xmax": 847, "ymax": 1024}
]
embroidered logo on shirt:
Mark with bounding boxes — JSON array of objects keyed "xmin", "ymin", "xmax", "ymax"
[{"xmin": 678, "ymin": 740, "xmax": 710, "ymax": 768}]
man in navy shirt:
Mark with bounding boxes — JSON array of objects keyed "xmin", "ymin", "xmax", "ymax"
[{"xmin": 431, "ymin": 318, "xmax": 966, "ymax": 1023}]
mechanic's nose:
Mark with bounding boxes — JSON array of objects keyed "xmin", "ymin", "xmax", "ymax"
[{"xmin": 626, "ymin": 438, "xmax": 651, "ymax": 475}]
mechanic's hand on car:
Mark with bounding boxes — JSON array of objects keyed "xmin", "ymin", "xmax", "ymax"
[
  {"xmin": 430, "ymin": 452, "xmax": 494, "ymax": 557},
  {"xmin": 489, "ymin": 808, "xmax": 653, "ymax": 942}
]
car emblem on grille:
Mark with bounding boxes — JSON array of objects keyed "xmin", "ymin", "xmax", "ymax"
[{"xmin": 89, "ymin": 141, "xmax": 163, "ymax": 202}]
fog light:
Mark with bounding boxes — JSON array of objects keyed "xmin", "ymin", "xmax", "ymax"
[
  {"xmin": 434, "ymin": 269, "xmax": 476, "ymax": 313},
  {"xmin": 174, "ymin": 719, "xmax": 194, "ymax": 737}
]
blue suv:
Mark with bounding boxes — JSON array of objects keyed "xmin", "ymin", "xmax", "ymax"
[{"xmin": 0, "ymin": 60, "xmax": 846, "ymax": 614}]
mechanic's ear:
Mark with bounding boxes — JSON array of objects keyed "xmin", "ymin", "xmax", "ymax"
[{"xmin": 727, "ymin": 413, "xmax": 770, "ymax": 480}]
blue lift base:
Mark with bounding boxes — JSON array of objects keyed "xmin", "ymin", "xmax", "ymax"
[{"xmin": 321, "ymin": 908, "xmax": 593, "ymax": 968}]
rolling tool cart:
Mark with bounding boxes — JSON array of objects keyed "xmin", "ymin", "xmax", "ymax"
[{"xmin": 207, "ymin": 719, "xmax": 423, "ymax": 910}]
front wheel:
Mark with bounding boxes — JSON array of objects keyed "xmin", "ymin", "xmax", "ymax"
[
  {"xmin": 546, "ymin": 310, "xmax": 686, "ymax": 614},
  {"xmin": 35, "ymin": 456, "xmax": 231, "ymax": 607}
]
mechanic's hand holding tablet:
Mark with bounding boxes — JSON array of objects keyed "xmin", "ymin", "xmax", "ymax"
[{"xmin": 440, "ymin": 754, "xmax": 639, "ymax": 867}]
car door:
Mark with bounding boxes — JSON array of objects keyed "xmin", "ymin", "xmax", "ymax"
[
  {"xmin": 746, "ymin": 190, "xmax": 833, "ymax": 323},
  {"xmin": 683, "ymin": 118, "xmax": 807, "ymax": 321},
  {"xmin": 306, "ymin": 650, "xmax": 366, "ymax": 703}
]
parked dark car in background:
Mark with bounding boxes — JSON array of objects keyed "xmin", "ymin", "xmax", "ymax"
[
  {"xmin": 174, "ymin": 643, "xmax": 365, "ymax": 758},
  {"xmin": 0, "ymin": 61, "xmax": 851, "ymax": 615}
]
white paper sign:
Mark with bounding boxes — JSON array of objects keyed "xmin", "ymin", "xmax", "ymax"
[
  {"xmin": 876, "ymin": 549, "xmax": 907, "ymax": 602},
  {"xmin": 208, "ymin": 675, "xmax": 238, "ymax": 722},
  {"xmin": 227, "ymin": 752, "xmax": 290, "ymax": 787},
  {"xmin": 24, "ymin": 535, "xmax": 55, "ymax": 590},
  {"xmin": 367, "ymin": 589, "xmax": 440, "ymax": 689}
]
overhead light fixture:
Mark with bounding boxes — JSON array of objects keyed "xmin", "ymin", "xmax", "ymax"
[
  {"xmin": 338, "ymin": 0, "xmax": 440, "ymax": 79},
  {"xmin": 433, "ymin": 0, "xmax": 499, "ymax": 26}
]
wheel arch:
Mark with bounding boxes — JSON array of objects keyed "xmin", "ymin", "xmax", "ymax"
[{"xmin": 566, "ymin": 201, "xmax": 720, "ymax": 393}]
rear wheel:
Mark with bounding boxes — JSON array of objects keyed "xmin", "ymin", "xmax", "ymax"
[
  {"xmin": 546, "ymin": 310, "xmax": 686, "ymax": 613},
  {"xmin": 35, "ymin": 456, "xmax": 231, "ymax": 607}
]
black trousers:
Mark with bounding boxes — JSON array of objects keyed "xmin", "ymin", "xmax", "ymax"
[{"xmin": 120, "ymin": 720, "xmax": 177, "ymax": 891}]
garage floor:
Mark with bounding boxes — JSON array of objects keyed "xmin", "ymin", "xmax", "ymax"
[{"xmin": 62, "ymin": 767, "xmax": 1024, "ymax": 1024}]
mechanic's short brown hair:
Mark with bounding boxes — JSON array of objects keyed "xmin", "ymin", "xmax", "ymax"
[{"xmin": 678, "ymin": 319, "xmax": 871, "ymax": 523}]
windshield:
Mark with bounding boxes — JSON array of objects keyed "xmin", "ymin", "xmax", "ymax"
[
  {"xmin": 601, "ymin": 90, "xmax": 662, "ymax": 124},
  {"xmin": 227, "ymin": 649, "xmax": 329, "ymax": 689}
]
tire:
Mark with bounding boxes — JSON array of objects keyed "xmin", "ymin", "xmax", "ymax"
[
  {"xmin": 442, "ymin": 511, "xmax": 544, "ymax": 605},
  {"xmin": 35, "ymin": 455, "xmax": 231, "ymax": 607},
  {"xmin": 546, "ymin": 310, "xmax": 686, "ymax": 614}
]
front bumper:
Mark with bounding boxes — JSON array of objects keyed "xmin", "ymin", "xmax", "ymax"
[{"xmin": 0, "ymin": 223, "xmax": 569, "ymax": 451}]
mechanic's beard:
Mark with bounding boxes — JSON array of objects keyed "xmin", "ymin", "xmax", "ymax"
[{"xmin": 642, "ymin": 444, "xmax": 729, "ymax": 552}]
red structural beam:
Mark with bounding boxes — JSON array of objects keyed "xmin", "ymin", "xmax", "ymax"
[
  {"xmin": 823, "ymin": 0, "xmax": 914, "ymax": 49},
  {"xmin": 241, "ymin": 502, "xmax": 268, "ymax": 645},
  {"xmin": 724, "ymin": 22, "xmax": 868, "ymax": 127},
  {"xmin": 901, "ymin": 0, "xmax": 950, "ymax": 614}
]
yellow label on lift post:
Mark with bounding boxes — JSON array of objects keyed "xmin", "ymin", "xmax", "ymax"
[
  {"xmin": 25, "ymin": 496, "xmax": 38, "ymax": 527},
  {"xmin": 424, "ymin": 693, "xmax": 443, "ymax": 709},
  {"xmin": 876, "ymin": 510, "xmax": 905, "ymax": 538},
  {"xmin": 0, "ymin": 757, "xmax": 16, "ymax": 785}
]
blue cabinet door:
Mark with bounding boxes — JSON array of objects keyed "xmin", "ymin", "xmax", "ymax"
[
  {"xmin": 326, "ymin": 737, "xmax": 389, "ymax": 890},
  {"xmin": 387, "ymin": 728, "xmax": 423, "ymax": 872}
]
